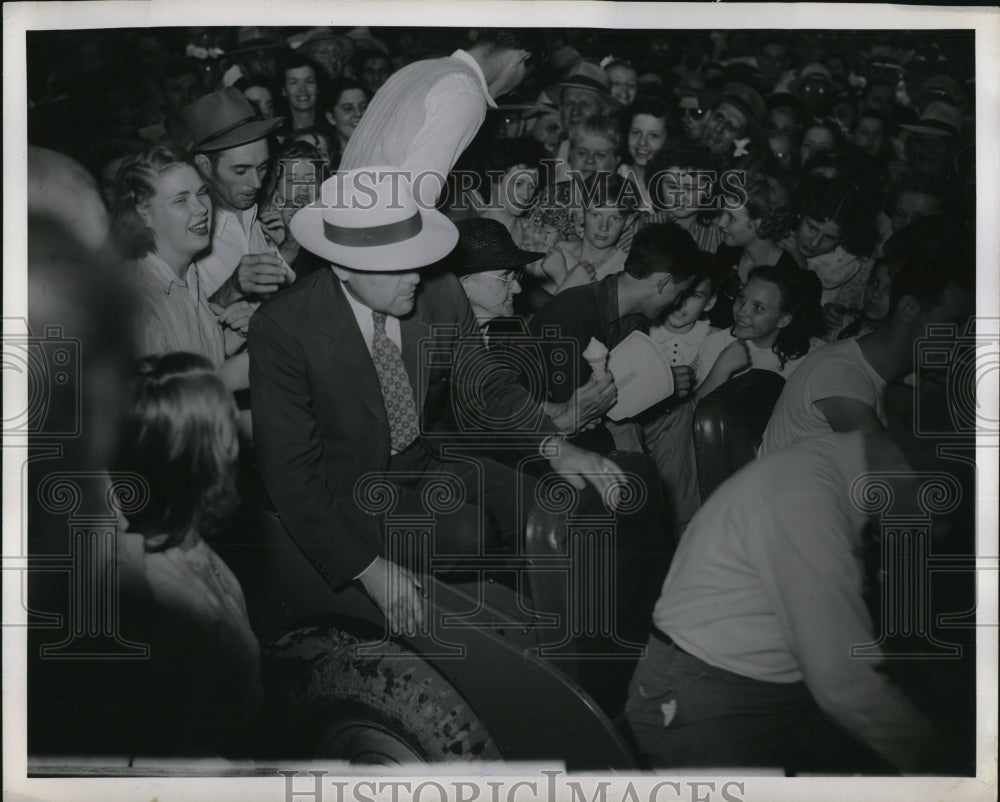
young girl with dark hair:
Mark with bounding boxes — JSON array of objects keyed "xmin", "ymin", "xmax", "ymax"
[
  {"xmin": 106, "ymin": 352, "xmax": 261, "ymax": 757},
  {"xmin": 695, "ymin": 263, "xmax": 824, "ymax": 399}
]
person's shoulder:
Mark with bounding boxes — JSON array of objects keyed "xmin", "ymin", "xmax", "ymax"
[{"xmin": 256, "ymin": 267, "xmax": 334, "ymax": 322}]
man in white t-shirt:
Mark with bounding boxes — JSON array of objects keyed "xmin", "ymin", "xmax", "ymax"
[
  {"xmin": 758, "ymin": 253, "xmax": 973, "ymax": 457},
  {"xmin": 626, "ymin": 430, "xmax": 962, "ymax": 773}
]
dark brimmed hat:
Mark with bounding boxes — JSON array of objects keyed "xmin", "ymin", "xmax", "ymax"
[
  {"xmin": 227, "ymin": 26, "xmax": 284, "ymax": 56},
  {"xmin": 184, "ymin": 87, "xmax": 284, "ymax": 153},
  {"xmin": 546, "ymin": 61, "xmax": 622, "ymax": 112},
  {"xmin": 719, "ymin": 82, "xmax": 767, "ymax": 126},
  {"xmin": 452, "ymin": 218, "xmax": 544, "ymax": 276},
  {"xmin": 900, "ymin": 101, "xmax": 963, "ymax": 137}
]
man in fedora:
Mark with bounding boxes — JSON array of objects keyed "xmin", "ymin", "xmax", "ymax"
[
  {"xmin": 699, "ymin": 82, "xmax": 767, "ymax": 162},
  {"xmin": 546, "ymin": 61, "xmax": 622, "ymax": 183},
  {"xmin": 249, "ymin": 168, "xmax": 626, "ymax": 634},
  {"xmin": 900, "ymin": 100, "xmax": 963, "ymax": 178},
  {"xmin": 185, "ymin": 87, "xmax": 296, "ymax": 332},
  {"xmin": 340, "ymin": 29, "xmax": 535, "ymax": 207}
]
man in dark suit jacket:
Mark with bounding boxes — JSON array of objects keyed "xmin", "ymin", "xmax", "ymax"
[{"xmin": 249, "ymin": 167, "xmax": 625, "ymax": 633}]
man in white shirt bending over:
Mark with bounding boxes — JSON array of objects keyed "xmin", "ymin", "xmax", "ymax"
[
  {"xmin": 758, "ymin": 252, "xmax": 973, "ymax": 457},
  {"xmin": 340, "ymin": 29, "xmax": 534, "ymax": 208}
]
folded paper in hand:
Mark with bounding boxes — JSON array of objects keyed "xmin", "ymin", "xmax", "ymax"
[{"xmin": 606, "ymin": 331, "xmax": 675, "ymax": 421}]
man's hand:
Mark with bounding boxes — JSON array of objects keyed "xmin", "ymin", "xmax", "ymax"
[
  {"xmin": 357, "ymin": 557, "xmax": 426, "ymax": 636},
  {"xmin": 545, "ymin": 372, "xmax": 618, "ymax": 434},
  {"xmin": 822, "ymin": 303, "xmax": 854, "ymax": 339},
  {"xmin": 235, "ymin": 253, "xmax": 295, "ymax": 297},
  {"xmin": 545, "ymin": 439, "xmax": 628, "ymax": 511},
  {"xmin": 258, "ymin": 207, "xmax": 287, "ymax": 247},
  {"xmin": 217, "ymin": 301, "xmax": 253, "ymax": 335},
  {"xmin": 671, "ymin": 365, "xmax": 694, "ymax": 398}
]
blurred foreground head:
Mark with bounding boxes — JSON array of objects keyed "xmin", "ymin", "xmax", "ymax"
[{"xmin": 27, "ymin": 146, "xmax": 134, "ymax": 472}]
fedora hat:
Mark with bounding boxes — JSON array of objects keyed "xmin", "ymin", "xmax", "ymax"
[
  {"xmin": 719, "ymin": 82, "xmax": 767, "ymax": 126},
  {"xmin": 451, "ymin": 218, "xmax": 544, "ymax": 277},
  {"xmin": 900, "ymin": 101, "xmax": 963, "ymax": 137},
  {"xmin": 290, "ymin": 167, "xmax": 458, "ymax": 271},
  {"xmin": 184, "ymin": 87, "xmax": 283, "ymax": 153},
  {"xmin": 546, "ymin": 61, "xmax": 622, "ymax": 112}
]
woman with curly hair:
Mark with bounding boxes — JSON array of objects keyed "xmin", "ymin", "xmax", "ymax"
[
  {"xmin": 111, "ymin": 144, "xmax": 249, "ymax": 396},
  {"xmin": 694, "ymin": 263, "xmax": 824, "ymax": 399},
  {"xmin": 785, "ymin": 169, "xmax": 882, "ymax": 338},
  {"xmin": 103, "ymin": 352, "xmax": 261, "ymax": 757},
  {"xmin": 711, "ymin": 167, "xmax": 800, "ymax": 328}
]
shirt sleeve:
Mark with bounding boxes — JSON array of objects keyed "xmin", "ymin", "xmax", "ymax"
[
  {"xmin": 807, "ymin": 353, "xmax": 881, "ymax": 409},
  {"xmin": 750, "ymin": 496, "xmax": 935, "ymax": 772},
  {"xmin": 400, "ymin": 74, "xmax": 487, "ymax": 207}
]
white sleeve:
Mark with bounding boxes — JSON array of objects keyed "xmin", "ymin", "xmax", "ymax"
[
  {"xmin": 751, "ymin": 497, "xmax": 935, "ymax": 772},
  {"xmin": 399, "ymin": 74, "xmax": 487, "ymax": 207}
]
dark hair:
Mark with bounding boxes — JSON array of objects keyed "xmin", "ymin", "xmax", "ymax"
[
  {"xmin": 111, "ymin": 144, "xmax": 199, "ymax": 259},
  {"xmin": 629, "ymin": 94, "xmax": 671, "ymax": 126},
  {"xmin": 111, "ymin": 352, "xmax": 239, "ymax": 550},
  {"xmin": 799, "ymin": 118, "xmax": 848, "ymax": 168},
  {"xmin": 645, "ymin": 140, "xmax": 720, "ymax": 211},
  {"xmin": 471, "ymin": 29, "xmax": 534, "ymax": 54},
  {"xmin": 323, "ymin": 76, "xmax": 369, "ymax": 115},
  {"xmin": 624, "ymin": 221, "xmax": 701, "ymax": 281},
  {"xmin": 280, "ymin": 51, "xmax": 323, "ymax": 81},
  {"xmin": 741, "ymin": 168, "xmax": 797, "ymax": 242},
  {"xmin": 797, "ymin": 172, "xmax": 880, "ymax": 257},
  {"xmin": 159, "ymin": 56, "xmax": 200, "ymax": 87},
  {"xmin": 744, "ymin": 264, "xmax": 823, "ymax": 367},
  {"xmin": 888, "ymin": 251, "xmax": 974, "ymax": 317},
  {"xmin": 479, "ymin": 136, "xmax": 547, "ymax": 204}
]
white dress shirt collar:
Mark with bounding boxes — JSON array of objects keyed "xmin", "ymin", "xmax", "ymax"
[{"xmin": 451, "ymin": 49, "xmax": 497, "ymax": 109}]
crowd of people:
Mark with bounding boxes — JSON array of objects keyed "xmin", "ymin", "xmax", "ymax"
[{"xmin": 26, "ymin": 24, "xmax": 977, "ymax": 775}]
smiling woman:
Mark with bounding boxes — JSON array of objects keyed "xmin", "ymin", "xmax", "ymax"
[{"xmin": 112, "ymin": 145, "xmax": 248, "ymax": 392}]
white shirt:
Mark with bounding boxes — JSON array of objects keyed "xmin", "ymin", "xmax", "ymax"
[
  {"xmin": 340, "ymin": 276, "xmax": 403, "ymax": 354},
  {"xmin": 654, "ymin": 432, "xmax": 934, "ymax": 772},
  {"xmin": 758, "ymin": 337, "xmax": 888, "ymax": 458},
  {"xmin": 692, "ymin": 328, "xmax": 817, "ymax": 387},
  {"xmin": 195, "ymin": 204, "xmax": 290, "ymax": 298},
  {"xmin": 648, "ymin": 319, "xmax": 714, "ymax": 367}
]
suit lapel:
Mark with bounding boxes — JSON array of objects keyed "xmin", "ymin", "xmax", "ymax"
[{"xmin": 317, "ymin": 272, "xmax": 387, "ymax": 424}]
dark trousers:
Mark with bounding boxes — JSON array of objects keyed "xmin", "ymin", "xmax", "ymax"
[{"xmin": 626, "ymin": 633, "xmax": 894, "ymax": 774}]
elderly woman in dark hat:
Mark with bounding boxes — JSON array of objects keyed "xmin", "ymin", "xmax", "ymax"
[{"xmin": 451, "ymin": 217, "xmax": 542, "ymax": 335}]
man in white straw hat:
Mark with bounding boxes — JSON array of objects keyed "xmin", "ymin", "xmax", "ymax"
[
  {"xmin": 249, "ymin": 167, "xmax": 626, "ymax": 633},
  {"xmin": 340, "ymin": 30, "xmax": 535, "ymax": 208}
]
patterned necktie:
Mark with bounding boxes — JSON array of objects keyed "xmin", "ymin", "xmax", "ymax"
[{"xmin": 371, "ymin": 311, "xmax": 419, "ymax": 452}]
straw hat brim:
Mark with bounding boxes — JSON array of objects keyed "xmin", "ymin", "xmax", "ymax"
[
  {"xmin": 290, "ymin": 205, "xmax": 459, "ymax": 271},
  {"xmin": 545, "ymin": 79, "xmax": 622, "ymax": 113}
]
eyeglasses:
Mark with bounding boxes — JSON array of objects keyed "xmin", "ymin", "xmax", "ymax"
[
  {"xmin": 484, "ymin": 270, "xmax": 523, "ymax": 288},
  {"xmin": 680, "ymin": 107, "xmax": 706, "ymax": 120}
]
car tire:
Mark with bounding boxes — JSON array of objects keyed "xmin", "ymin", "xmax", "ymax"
[{"xmin": 259, "ymin": 624, "xmax": 501, "ymax": 765}]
